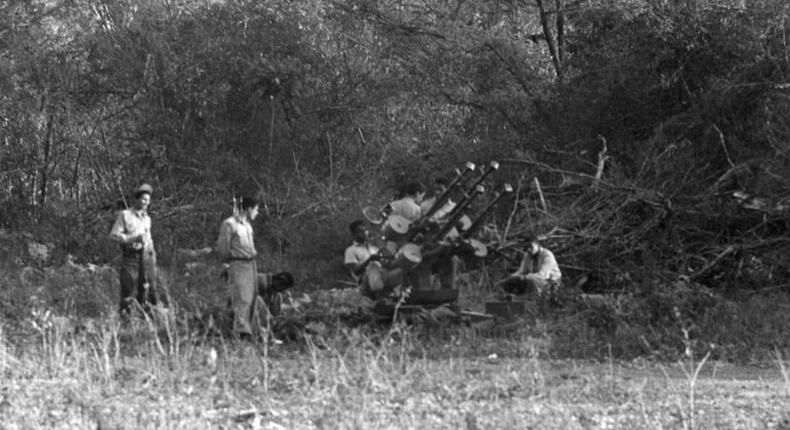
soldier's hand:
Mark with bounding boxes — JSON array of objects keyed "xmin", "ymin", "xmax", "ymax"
[{"xmin": 500, "ymin": 274, "xmax": 520, "ymax": 284}]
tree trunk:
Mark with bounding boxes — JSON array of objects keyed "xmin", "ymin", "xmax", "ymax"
[
  {"xmin": 72, "ymin": 148, "xmax": 82, "ymax": 205},
  {"xmin": 535, "ymin": 0, "xmax": 563, "ymax": 80},
  {"xmin": 555, "ymin": 0, "xmax": 565, "ymax": 65},
  {"xmin": 38, "ymin": 112, "xmax": 54, "ymax": 207}
]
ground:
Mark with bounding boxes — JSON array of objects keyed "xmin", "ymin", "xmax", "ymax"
[
  {"xmin": 1, "ymin": 325, "xmax": 788, "ymax": 430},
  {"xmin": 1, "ymin": 261, "xmax": 788, "ymax": 429}
]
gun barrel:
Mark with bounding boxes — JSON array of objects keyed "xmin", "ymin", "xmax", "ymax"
[
  {"xmin": 423, "ymin": 161, "xmax": 476, "ymax": 220},
  {"xmin": 406, "ymin": 161, "xmax": 499, "ymax": 243},
  {"xmin": 464, "ymin": 183, "xmax": 513, "ymax": 239},
  {"xmin": 467, "ymin": 161, "xmax": 499, "ymax": 193},
  {"xmin": 435, "ymin": 185, "xmax": 485, "ymax": 240}
]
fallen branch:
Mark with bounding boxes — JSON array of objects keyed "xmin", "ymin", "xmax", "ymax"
[
  {"xmin": 712, "ymin": 124, "xmax": 735, "ymax": 168},
  {"xmin": 502, "ymin": 158, "xmax": 666, "ymax": 203},
  {"xmin": 533, "ymin": 176, "xmax": 547, "ymax": 212},
  {"xmin": 688, "ymin": 245, "xmax": 736, "ymax": 281},
  {"xmin": 593, "ymin": 134, "xmax": 608, "ymax": 188}
]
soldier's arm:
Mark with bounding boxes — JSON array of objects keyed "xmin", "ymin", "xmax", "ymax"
[
  {"xmin": 344, "ymin": 248, "xmax": 369, "ymax": 277},
  {"xmin": 215, "ymin": 221, "xmax": 232, "ymax": 261},
  {"xmin": 344, "ymin": 248, "xmax": 379, "ymax": 276},
  {"xmin": 538, "ymin": 251, "xmax": 560, "ymax": 280},
  {"xmin": 511, "ymin": 252, "xmax": 529, "ymax": 277},
  {"xmin": 346, "ymin": 262, "xmax": 368, "ymax": 277},
  {"xmin": 109, "ymin": 212, "xmax": 140, "ymax": 244}
]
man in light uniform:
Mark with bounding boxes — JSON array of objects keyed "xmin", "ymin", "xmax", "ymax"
[
  {"xmin": 216, "ymin": 196, "xmax": 260, "ymax": 341},
  {"xmin": 344, "ymin": 220, "xmax": 403, "ymax": 299},
  {"xmin": 387, "ymin": 181, "xmax": 425, "ymax": 223},
  {"xmin": 501, "ymin": 235, "xmax": 562, "ymax": 297},
  {"xmin": 382, "ymin": 181, "xmax": 424, "ymax": 253},
  {"xmin": 382, "ymin": 182, "xmax": 427, "ymax": 289},
  {"xmin": 110, "ymin": 183, "xmax": 159, "ymax": 317}
]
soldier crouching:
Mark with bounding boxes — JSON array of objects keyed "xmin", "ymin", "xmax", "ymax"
[{"xmin": 499, "ymin": 234, "xmax": 562, "ymax": 300}]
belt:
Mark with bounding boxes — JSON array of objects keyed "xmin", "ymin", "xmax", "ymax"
[
  {"xmin": 121, "ymin": 248, "xmax": 143, "ymax": 257},
  {"xmin": 228, "ymin": 256, "xmax": 256, "ymax": 262}
]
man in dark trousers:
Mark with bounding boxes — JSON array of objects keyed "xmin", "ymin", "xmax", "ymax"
[{"xmin": 110, "ymin": 183, "xmax": 159, "ymax": 317}]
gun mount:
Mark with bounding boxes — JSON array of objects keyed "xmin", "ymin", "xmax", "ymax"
[{"xmin": 363, "ymin": 161, "xmax": 515, "ymax": 316}]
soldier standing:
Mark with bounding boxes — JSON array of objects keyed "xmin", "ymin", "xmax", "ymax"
[
  {"xmin": 216, "ymin": 196, "xmax": 260, "ymax": 341},
  {"xmin": 110, "ymin": 183, "xmax": 159, "ymax": 317}
]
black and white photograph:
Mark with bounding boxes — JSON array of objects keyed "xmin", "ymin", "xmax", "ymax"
[{"xmin": 0, "ymin": 0, "xmax": 789, "ymax": 428}]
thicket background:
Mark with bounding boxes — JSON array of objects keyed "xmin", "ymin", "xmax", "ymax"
[{"xmin": 1, "ymin": 0, "xmax": 789, "ymax": 359}]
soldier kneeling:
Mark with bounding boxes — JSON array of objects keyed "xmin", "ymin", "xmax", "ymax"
[{"xmin": 257, "ymin": 271, "xmax": 295, "ymax": 317}]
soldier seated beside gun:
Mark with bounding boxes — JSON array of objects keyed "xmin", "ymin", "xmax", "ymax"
[
  {"xmin": 344, "ymin": 220, "xmax": 404, "ymax": 300},
  {"xmin": 256, "ymin": 271, "xmax": 295, "ymax": 317},
  {"xmin": 500, "ymin": 235, "xmax": 561, "ymax": 297}
]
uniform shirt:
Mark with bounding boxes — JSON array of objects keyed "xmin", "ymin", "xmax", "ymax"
[
  {"xmin": 388, "ymin": 196, "xmax": 422, "ymax": 222},
  {"xmin": 518, "ymin": 247, "xmax": 562, "ymax": 282},
  {"xmin": 344, "ymin": 241, "xmax": 379, "ymax": 282},
  {"xmin": 216, "ymin": 216, "xmax": 257, "ymax": 261},
  {"xmin": 110, "ymin": 208, "xmax": 154, "ymax": 254},
  {"xmin": 420, "ymin": 197, "xmax": 456, "ymax": 221},
  {"xmin": 420, "ymin": 197, "xmax": 460, "ymax": 238}
]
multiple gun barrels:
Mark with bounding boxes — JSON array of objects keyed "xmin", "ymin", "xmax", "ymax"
[{"xmin": 368, "ymin": 161, "xmax": 513, "ymax": 268}]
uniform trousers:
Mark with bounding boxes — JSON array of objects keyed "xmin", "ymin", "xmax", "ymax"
[
  {"xmin": 119, "ymin": 251, "xmax": 158, "ymax": 316},
  {"xmin": 228, "ymin": 260, "xmax": 258, "ymax": 336}
]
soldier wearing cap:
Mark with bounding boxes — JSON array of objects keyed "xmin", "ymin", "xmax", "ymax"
[{"xmin": 110, "ymin": 183, "xmax": 159, "ymax": 317}]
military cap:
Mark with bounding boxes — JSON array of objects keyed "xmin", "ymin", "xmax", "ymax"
[{"xmin": 135, "ymin": 183, "xmax": 153, "ymax": 197}]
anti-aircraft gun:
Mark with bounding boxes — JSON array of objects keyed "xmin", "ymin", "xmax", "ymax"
[{"xmin": 363, "ymin": 161, "xmax": 513, "ymax": 313}]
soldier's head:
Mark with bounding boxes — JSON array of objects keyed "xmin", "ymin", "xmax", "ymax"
[
  {"xmin": 133, "ymin": 184, "xmax": 153, "ymax": 211},
  {"xmin": 239, "ymin": 196, "xmax": 260, "ymax": 221},
  {"xmin": 401, "ymin": 181, "xmax": 426, "ymax": 202},
  {"xmin": 431, "ymin": 177, "xmax": 449, "ymax": 197},
  {"xmin": 525, "ymin": 234, "xmax": 541, "ymax": 255},
  {"xmin": 349, "ymin": 219, "xmax": 369, "ymax": 243},
  {"xmin": 271, "ymin": 271, "xmax": 295, "ymax": 292}
]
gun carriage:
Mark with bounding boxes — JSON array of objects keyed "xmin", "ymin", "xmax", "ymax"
[{"xmin": 361, "ymin": 161, "xmax": 522, "ymax": 321}]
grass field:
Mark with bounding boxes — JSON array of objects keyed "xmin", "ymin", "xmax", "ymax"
[
  {"xmin": 2, "ymin": 260, "xmax": 789, "ymax": 429},
  {"xmin": 1, "ymin": 314, "xmax": 789, "ymax": 430}
]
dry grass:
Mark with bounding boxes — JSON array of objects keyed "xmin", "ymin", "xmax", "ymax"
[
  {"xmin": 1, "ymin": 312, "xmax": 789, "ymax": 430},
  {"xmin": 1, "ymin": 263, "xmax": 789, "ymax": 430}
]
